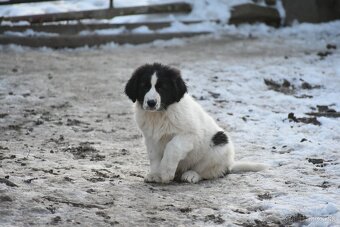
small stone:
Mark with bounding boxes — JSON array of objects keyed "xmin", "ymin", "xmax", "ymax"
[
  {"xmin": 258, "ymin": 192, "xmax": 272, "ymax": 200},
  {"xmin": 179, "ymin": 207, "xmax": 192, "ymax": 213},
  {"xmin": 282, "ymin": 79, "xmax": 291, "ymax": 87},
  {"xmin": 34, "ymin": 120, "xmax": 44, "ymax": 126},
  {"xmin": 307, "ymin": 158, "xmax": 324, "ymax": 164},
  {"xmin": 86, "ymin": 188, "xmax": 96, "ymax": 193},
  {"xmin": 121, "ymin": 149, "xmax": 129, "ymax": 155},
  {"xmin": 301, "ymin": 82, "xmax": 312, "ymax": 89},
  {"xmin": 51, "ymin": 216, "xmax": 62, "ymax": 225},
  {"xmin": 317, "ymin": 51, "xmax": 332, "ymax": 58},
  {"xmin": 326, "ymin": 44, "xmax": 337, "ymax": 50}
]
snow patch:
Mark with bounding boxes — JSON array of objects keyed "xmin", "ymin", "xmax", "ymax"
[{"xmin": 4, "ymin": 29, "xmax": 59, "ymax": 37}]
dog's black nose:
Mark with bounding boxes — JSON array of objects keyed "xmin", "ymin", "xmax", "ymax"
[{"xmin": 147, "ymin": 100, "xmax": 157, "ymax": 108}]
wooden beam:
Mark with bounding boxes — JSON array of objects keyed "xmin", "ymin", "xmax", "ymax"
[
  {"xmin": 0, "ymin": 32, "xmax": 209, "ymax": 48},
  {"xmin": 0, "ymin": 20, "xmax": 212, "ymax": 35},
  {"xmin": 2, "ymin": 3, "xmax": 192, "ymax": 24},
  {"xmin": 0, "ymin": 0, "xmax": 59, "ymax": 5}
]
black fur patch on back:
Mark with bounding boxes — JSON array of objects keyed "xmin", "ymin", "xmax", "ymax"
[{"xmin": 212, "ymin": 131, "xmax": 228, "ymax": 146}]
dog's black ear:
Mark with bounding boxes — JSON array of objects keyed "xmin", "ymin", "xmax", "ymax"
[
  {"xmin": 125, "ymin": 64, "xmax": 153, "ymax": 102},
  {"xmin": 125, "ymin": 70, "xmax": 139, "ymax": 102},
  {"xmin": 173, "ymin": 71, "xmax": 187, "ymax": 102}
]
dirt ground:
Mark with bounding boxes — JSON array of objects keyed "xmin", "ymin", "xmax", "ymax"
[{"xmin": 0, "ymin": 35, "xmax": 338, "ymax": 227}]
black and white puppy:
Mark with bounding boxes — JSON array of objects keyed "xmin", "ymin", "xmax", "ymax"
[{"xmin": 125, "ymin": 63, "xmax": 266, "ymax": 183}]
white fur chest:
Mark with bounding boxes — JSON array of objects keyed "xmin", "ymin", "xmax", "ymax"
[{"xmin": 135, "ymin": 105, "xmax": 177, "ymax": 141}]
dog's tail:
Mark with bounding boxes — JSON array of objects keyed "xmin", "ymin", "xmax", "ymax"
[{"xmin": 229, "ymin": 161, "xmax": 267, "ymax": 174}]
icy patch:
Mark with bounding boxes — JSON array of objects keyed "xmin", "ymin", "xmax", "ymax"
[{"xmin": 309, "ymin": 203, "xmax": 338, "ymax": 217}]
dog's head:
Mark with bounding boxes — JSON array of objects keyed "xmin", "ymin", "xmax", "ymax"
[{"xmin": 125, "ymin": 63, "xmax": 187, "ymax": 111}]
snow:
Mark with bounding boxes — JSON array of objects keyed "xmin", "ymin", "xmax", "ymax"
[
  {"xmin": 0, "ymin": 0, "xmax": 109, "ymax": 17},
  {"xmin": 79, "ymin": 27, "xmax": 126, "ymax": 36},
  {"xmin": 4, "ymin": 29, "xmax": 59, "ymax": 37},
  {"xmin": 131, "ymin": 25, "xmax": 153, "ymax": 34}
]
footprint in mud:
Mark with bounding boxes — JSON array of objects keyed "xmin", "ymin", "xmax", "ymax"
[
  {"xmin": 85, "ymin": 169, "xmax": 121, "ymax": 183},
  {"xmin": 96, "ymin": 211, "xmax": 111, "ymax": 220},
  {"xmin": 85, "ymin": 177, "xmax": 106, "ymax": 183},
  {"xmin": 62, "ymin": 143, "xmax": 105, "ymax": 161},
  {"xmin": 257, "ymin": 192, "xmax": 273, "ymax": 201},
  {"xmin": 50, "ymin": 216, "xmax": 62, "ymax": 225},
  {"xmin": 264, "ymin": 78, "xmax": 321, "ymax": 96},
  {"xmin": 242, "ymin": 213, "xmax": 307, "ymax": 227},
  {"xmin": 307, "ymin": 105, "xmax": 340, "ymax": 118},
  {"xmin": 204, "ymin": 214, "xmax": 225, "ymax": 224},
  {"xmin": 66, "ymin": 119, "xmax": 89, "ymax": 126},
  {"xmin": 287, "ymin": 113, "xmax": 321, "ymax": 126}
]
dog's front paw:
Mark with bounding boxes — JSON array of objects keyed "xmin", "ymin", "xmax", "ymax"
[
  {"xmin": 144, "ymin": 173, "xmax": 161, "ymax": 183},
  {"xmin": 159, "ymin": 171, "xmax": 174, "ymax": 184},
  {"xmin": 181, "ymin": 170, "xmax": 202, "ymax": 183}
]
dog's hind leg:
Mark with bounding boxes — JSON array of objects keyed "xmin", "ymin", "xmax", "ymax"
[{"xmin": 181, "ymin": 170, "xmax": 202, "ymax": 183}]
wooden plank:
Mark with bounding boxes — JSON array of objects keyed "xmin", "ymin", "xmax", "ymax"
[
  {"xmin": 0, "ymin": 32, "xmax": 209, "ymax": 48},
  {"xmin": 0, "ymin": 23, "xmax": 161, "ymax": 35},
  {"xmin": 2, "ymin": 3, "xmax": 192, "ymax": 24},
  {"xmin": 0, "ymin": 0, "xmax": 59, "ymax": 5},
  {"xmin": 0, "ymin": 20, "xmax": 211, "ymax": 35}
]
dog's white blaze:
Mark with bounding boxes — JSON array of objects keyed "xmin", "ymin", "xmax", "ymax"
[{"xmin": 143, "ymin": 73, "xmax": 161, "ymax": 110}]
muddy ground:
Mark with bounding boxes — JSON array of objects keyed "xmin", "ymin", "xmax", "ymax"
[{"xmin": 0, "ymin": 35, "xmax": 339, "ymax": 226}]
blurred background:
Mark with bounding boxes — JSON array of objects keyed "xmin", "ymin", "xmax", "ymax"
[{"xmin": 0, "ymin": 0, "xmax": 339, "ymax": 48}]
